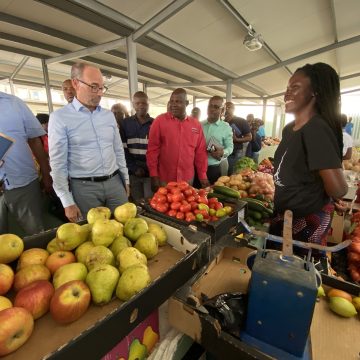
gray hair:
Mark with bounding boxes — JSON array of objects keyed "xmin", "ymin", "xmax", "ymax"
[{"xmin": 71, "ymin": 62, "xmax": 87, "ymax": 80}]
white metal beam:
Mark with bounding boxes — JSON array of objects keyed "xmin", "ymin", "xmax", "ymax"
[
  {"xmin": 132, "ymin": 0, "xmax": 193, "ymax": 41},
  {"xmin": 9, "ymin": 56, "xmax": 30, "ymax": 80},
  {"xmin": 226, "ymin": 80, "xmax": 232, "ymax": 102},
  {"xmin": 45, "ymin": 38, "xmax": 126, "ymax": 65},
  {"xmin": 126, "ymin": 37, "xmax": 138, "ymax": 106},
  {"xmin": 41, "ymin": 59, "xmax": 53, "ymax": 113},
  {"xmin": 147, "ymin": 80, "xmax": 226, "ymax": 88}
]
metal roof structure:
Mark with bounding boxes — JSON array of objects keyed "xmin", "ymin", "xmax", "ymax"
[{"xmin": 0, "ymin": 0, "xmax": 360, "ymax": 108}]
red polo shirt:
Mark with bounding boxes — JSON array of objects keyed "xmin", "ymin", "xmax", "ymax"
[{"xmin": 146, "ymin": 112, "xmax": 208, "ymax": 182}]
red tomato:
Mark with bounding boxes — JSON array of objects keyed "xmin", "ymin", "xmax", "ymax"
[
  {"xmin": 167, "ymin": 181, "xmax": 178, "ymax": 187},
  {"xmin": 198, "ymin": 189, "xmax": 206, "ymax": 197},
  {"xmin": 166, "ymin": 193, "xmax": 173, "ymax": 203},
  {"xmin": 194, "ymin": 209, "xmax": 201, "ymax": 215},
  {"xmin": 172, "ymin": 193, "xmax": 184, "ymax": 202},
  {"xmin": 183, "ymin": 188, "xmax": 193, "ymax": 196},
  {"xmin": 180, "ymin": 204, "xmax": 191, "ymax": 213},
  {"xmin": 185, "ymin": 213, "xmax": 196, "ymax": 222},
  {"xmin": 198, "ymin": 196, "xmax": 208, "ymax": 205},
  {"xmin": 210, "ymin": 216, "xmax": 219, "ymax": 222},
  {"xmin": 158, "ymin": 187, "xmax": 168, "ymax": 195},
  {"xmin": 214, "ymin": 202, "xmax": 223, "ymax": 210},
  {"xmin": 154, "ymin": 194, "xmax": 167, "ymax": 204},
  {"xmin": 208, "ymin": 197, "xmax": 218, "ymax": 204},
  {"xmin": 167, "ymin": 209, "xmax": 177, "ymax": 217},
  {"xmin": 150, "ymin": 199, "xmax": 157, "ymax": 209},
  {"xmin": 155, "ymin": 203, "xmax": 168, "ymax": 213},
  {"xmin": 178, "ymin": 181, "xmax": 189, "ymax": 187},
  {"xmin": 181, "ymin": 200, "xmax": 189, "ymax": 205},
  {"xmin": 170, "ymin": 202, "xmax": 182, "ymax": 210},
  {"xmin": 190, "ymin": 201, "xmax": 198, "ymax": 210},
  {"xmin": 179, "ymin": 184, "xmax": 189, "ymax": 192},
  {"xmin": 186, "ymin": 195, "xmax": 196, "ymax": 203},
  {"xmin": 199, "ymin": 209, "xmax": 210, "ymax": 219},
  {"xmin": 209, "ymin": 203, "xmax": 215, "ymax": 210},
  {"xmin": 194, "ymin": 194, "xmax": 200, "ymax": 202},
  {"xmin": 176, "ymin": 212, "xmax": 185, "ymax": 220}
]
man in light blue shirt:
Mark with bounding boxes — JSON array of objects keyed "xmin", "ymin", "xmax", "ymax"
[
  {"xmin": 0, "ymin": 92, "xmax": 52, "ymax": 235},
  {"xmin": 201, "ymin": 96, "xmax": 233, "ymax": 184},
  {"xmin": 49, "ymin": 63, "xmax": 129, "ymax": 222}
]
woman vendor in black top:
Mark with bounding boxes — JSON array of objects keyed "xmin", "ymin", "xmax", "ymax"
[{"xmin": 270, "ymin": 62, "xmax": 347, "ymax": 257}]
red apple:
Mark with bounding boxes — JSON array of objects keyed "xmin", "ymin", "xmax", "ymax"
[
  {"xmin": 14, "ymin": 264, "xmax": 51, "ymax": 292},
  {"xmin": 45, "ymin": 251, "xmax": 76, "ymax": 274},
  {"xmin": 14, "ymin": 280, "xmax": 54, "ymax": 320},
  {"xmin": 0, "ymin": 307, "xmax": 34, "ymax": 356},
  {"xmin": 0, "ymin": 264, "xmax": 14, "ymax": 295},
  {"xmin": 50, "ymin": 280, "xmax": 91, "ymax": 324}
]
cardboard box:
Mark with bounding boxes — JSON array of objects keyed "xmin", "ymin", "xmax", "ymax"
[
  {"xmin": 4, "ymin": 214, "xmax": 210, "ymax": 360},
  {"xmin": 169, "ymin": 245, "xmax": 360, "ymax": 360},
  {"xmin": 329, "ymin": 212, "xmax": 345, "ymax": 244}
]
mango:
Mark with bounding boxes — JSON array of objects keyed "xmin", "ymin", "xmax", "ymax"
[{"xmin": 329, "ymin": 296, "xmax": 357, "ymax": 318}]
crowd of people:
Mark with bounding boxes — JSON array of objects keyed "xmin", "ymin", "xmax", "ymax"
[{"xmin": 0, "ymin": 61, "xmax": 354, "ymax": 256}]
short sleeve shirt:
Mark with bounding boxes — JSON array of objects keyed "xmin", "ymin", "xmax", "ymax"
[
  {"xmin": 342, "ymin": 131, "xmax": 353, "ymax": 156},
  {"xmin": 228, "ymin": 117, "xmax": 251, "ymax": 151},
  {"xmin": 273, "ymin": 115, "xmax": 342, "ymax": 217}
]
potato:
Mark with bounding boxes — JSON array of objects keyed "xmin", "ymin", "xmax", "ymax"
[
  {"xmin": 214, "ymin": 181, "xmax": 225, "ymax": 186},
  {"xmin": 218, "ymin": 176, "xmax": 230, "ymax": 184}
]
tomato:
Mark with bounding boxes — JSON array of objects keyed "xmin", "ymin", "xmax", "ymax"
[
  {"xmin": 198, "ymin": 196, "xmax": 208, "ymax": 205},
  {"xmin": 158, "ymin": 187, "xmax": 168, "ymax": 195},
  {"xmin": 181, "ymin": 200, "xmax": 189, "ymax": 205},
  {"xmin": 167, "ymin": 181, "xmax": 178, "ymax": 187},
  {"xmin": 210, "ymin": 216, "xmax": 219, "ymax": 222},
  {"xmin": 172, "ymin": 193, "xmax": 184, "ymax": 202},
  {"xmin": 208, "ymin": 197, "xmax": 218, "ymax": 204},
  {"xmin": 183, "ymin": 188, "xmax": 193, "ymax": 196},
  {"xmin": 198, "ymin": 189, "xmax": 206, "ymax": 197},
  {"xmin": 166, "ymin": 193, "xmax": 173, "ymax": 203},
  {"xmin": 194, "ymin": 194, "xmax": 200, "ymax": 202},
  {"xmin": 178, "ymin": 181, "xmax": 189, "ymax": 187},
  {"xmin": 214, "ymin": 202, "xmax": 223, "ymax": 210},
  {"xmin": 186, "ymin": 195, "xmax": 196, "ymax": 203},
  {"xmin": 150, "ymin": 199, "xmax": 157, "ymax": 209},
  {"xmin": 209, "ymin": 203, "xmax": 215, "ymax": 210},
  {"xmin": 176, "ymin": 212, "xmax": 185, "ymax": 220},
  {"xmin": 179, "ymin": 184, "xmax": 189, "ymax": 192},
  {"xmin": 155, "ymin": 202, "xmax": 168, "ymax": 213},
  {"xmin": 199, "ymin": 209, "xmax": 210, "ymax": 219},
  {"xmin": 194, "ymin": 209, "xmax": 201, "ymax": 215},
  {"xmin": 190, "ymin": 201, "xmax": 198, "ymax": 210},
  {"xmin": 154, "ymin": 194, "xmax": 167, "ymax": 203},
  {"xmin": 180, "ymin": 204, "xmax": 191, "ymax": 213},
  {"xmin": 167, "ymin": 209, "xmax": 177, "ymax": 217},
  {"xmin": 170, "ymin": 202, "xmax": 182, "ymax": 210},
  {"xmin": 185, "ymin": 213, "xmax": 196, "ymax": 222},
  {"xmin": 170, "ymin": 187, "xmax": 181, "ymax": 194}
]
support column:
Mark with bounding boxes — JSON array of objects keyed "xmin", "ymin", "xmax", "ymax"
[
  {"xmin": 126, "ymin": 36, "xmax": 138, "ymax": 113},
  {"xmin": 142, "ymin": 83, "xmax": 147, "ymax": 94},
  {"xmin": 272, "ymin": 106, "xmax": 278, "ymax": 138},
  {"xmin": 9, "ymin": 80, "xmax": 15, "ymax": 95},
  {"xmin": 193, "ymin": 96, "xmax": 197, "ymax": 108},
  {"xmin": 262, "ymin": 98, "xmax": 267, "ymax": 122},
  {"xmin": 41, "ymin": 59, "xmax": 53, "ymax": 113},
  {"xmin": 226, "ymin": 80, "xmax": 232, "ymax": 102}
]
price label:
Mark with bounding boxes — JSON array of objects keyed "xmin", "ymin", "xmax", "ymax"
[{"xmin": 237, "ymin": 209, "xmax": 245, "ymax": 223}]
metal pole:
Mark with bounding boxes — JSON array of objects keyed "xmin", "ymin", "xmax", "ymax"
[
  {"xmin": 41, "ymin": 59, "xmax": 53, "ymax": 113},
  {"xmin": 193, "ymin": 96, "xmax": 196, "ymax": 107},
  {"xmin": 262, "ymin": 99, "xmax": 267, "ymax": 122},
  {"xmin": 9, "ymin": 79, "xmax": 15, "ymax": 95},
  {"xmin": 143, "ymin": 83, "xmax": 147, "ymax": 94},
  {"xmin": 126, "ymin": 36, "xmax": 138, "ymax": 114},
  {"xmin": 272, "ymin": 106, "xmax": 278, "ymax": 138},
  {"xmin": 226, "ymin": 79, "xmax": 232, "ymax": 102}
]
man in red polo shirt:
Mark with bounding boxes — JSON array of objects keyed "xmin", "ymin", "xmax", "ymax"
[{"xmin": 147, "ymin": 88, "xmax": 209, "ymax": 191}]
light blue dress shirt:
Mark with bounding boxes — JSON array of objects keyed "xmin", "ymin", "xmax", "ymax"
[
  {"xmin": 0, "ymin": 92, "xmax": 45, "ymax": 190},
  {"xmin": 49, "ymin": 98, "xmax": 129, "ymax": 208}
]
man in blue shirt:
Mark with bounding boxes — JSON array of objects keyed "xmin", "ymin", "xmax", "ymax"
[
  {"xmin": 0, "ymin": 92, "xmax": 52, "ymax": 235},
  {"xmin": 345, "ymin": 117, "xmax": 353, "ymax": 136},
  {"xmin": 49, "ymin": 63, "xmax": 129, "ymax": 222},
  {"xmin": 120, "ymin": 91, "xmax": 153, "ymax": 200}
]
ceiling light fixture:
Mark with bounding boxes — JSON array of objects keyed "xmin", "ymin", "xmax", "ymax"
[{"xmin": 243, "ymin": 25, "xmax": 263, "ymax": 51}]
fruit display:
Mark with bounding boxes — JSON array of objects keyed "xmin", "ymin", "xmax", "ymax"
[
  {"xmin": 346, "ymin": 212, "xmax": 360, "ymax": 282},
  {"xmin": 263, "ymin": 137, "xmax": 280, "ymax": 146},
  {"xmin": 234, "ymin": 156, "xmax": 257, "ymax": 173},
  {"xmin": 149, "ymin": 181, "xmax": 233, "ymax": 222},
  {"xmin": 257, "ymin": 158, "xmax": 274, "ymax": 174},
  {"xmin": 0, "ymin": 203, "xmax": 168, "ymax": 356}
]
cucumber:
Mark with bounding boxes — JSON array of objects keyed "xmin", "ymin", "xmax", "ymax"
[
  {"xmin": 247, "ymin": 209, "xmax": 262, "ymax": 220},
  {"xmin": 207, "ymin": 192, "xmax": 233, "ymax": 203},
  {"xmin": 212, "ymin": 185, "xmax": 240, "ymax": 199},
  {"xmin": 242, "ymin": 198, "xmax": 273, "ymax": 216},
  {"xmin": 247, "ymin": 217, "xmax": 256, "ymax": 226}
]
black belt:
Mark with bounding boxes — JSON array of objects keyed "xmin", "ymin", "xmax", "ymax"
[{"xmin": 71, "ymin": 170, "xmax": 119, "ymax": 182}]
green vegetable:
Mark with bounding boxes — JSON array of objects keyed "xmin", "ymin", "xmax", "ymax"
[
  {"xmin": 234, "ymin": 157, "xmax": 257, "ymax": 172},
  {"xmin": 212, "ymin": 186, "xmax": 240, "ymax": 199}
]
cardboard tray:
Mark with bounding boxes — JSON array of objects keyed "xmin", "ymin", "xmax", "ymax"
[
  {"xmin": 138, "ymin": 199, "xmax": 247, "ymax": 243},
  {"xmin": 168, "ymin": 242, "xmax": 360, "ymax": 360},
  {"xmin": 4, "ymin": 215, "xmax": 211, "ymax": 360}
]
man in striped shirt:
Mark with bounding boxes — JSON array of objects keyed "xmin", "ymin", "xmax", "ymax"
[{"xmin": 120, "ymin": 91, "xmax": 154, "ymax": 200}]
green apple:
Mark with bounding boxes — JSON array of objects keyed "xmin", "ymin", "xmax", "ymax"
[
  {"xmin": 124, "ymin": 218, "xmax": 148, "ymax": 242},
  {"xmin": 114, "ymin": 202, "xmax": 137, "ymax": 224},
  {"xmin": 147, "ymin": 223, "xmax": 167, "ymax": 246},
  {"xmin": 198, "ymin": 203, "xmax": 209, "ymax": 212},
  {"xmin": 91, "ymin": 219, "xmax": 119, "ymax": 247},
  {"xmin": 53, "ymin": 262, "xmax": 88, "ymax": 289},
  {"xmin": 134, "ymin": 233, "xmax": 158, "ymax": 259},
  {"xmin": 195, "ymin": 214, "xmax": 203, "ymax": 222},
  {"xmin": 0, "ymin": 234, "xmax": 24, "ymax": 264},
  {"xmin": 117, "ymin": 247, "xmax": 147, "ymax": 274},
  {"xmin": 87, "ymin": 206, "xmax": 111, "ymax": 225},
  {"xmin": 86, "ymin": 264, "xmax": 119, "ymax": 305},
  {"xmin": 215, "ymin": 208, "xmax": 227, "ymax": 218}
]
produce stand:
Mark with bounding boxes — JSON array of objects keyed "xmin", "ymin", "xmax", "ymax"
[
  {"xmin": 168, "ymin": 236, "xmax": 360, "ymax": 360},
  {"xmin": 4, "ymin": 214, "xmax": 211, "ymax": 360}
]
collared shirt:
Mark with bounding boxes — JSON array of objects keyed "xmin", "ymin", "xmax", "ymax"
[
  {"xmin": 120, "ymin": 114, "xmax": 153, "ymax": 176},
  {"xmin": 0, "ymin": 91, "xmax": 45, "ymax": 190},
  {"xmin": 147, "ymin": 112, "xmax": 208, "ymax": 182},
  {"xmin": 49, "ymin": 97, "xmax": 129, "ymax": 208},
  {"xmin": 201, "ymin": 119, "xmax": 233, "ymax": 166}
]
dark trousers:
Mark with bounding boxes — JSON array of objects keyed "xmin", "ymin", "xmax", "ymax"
[{"xmin": 207, "ymin": 164, "xmax": 221, "ymax": 185}]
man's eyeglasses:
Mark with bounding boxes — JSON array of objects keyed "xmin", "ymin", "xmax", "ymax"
[
  {"xmin": 208, "ymin": 104, "xmax": 222, "ymax": 110},
  {"xmin": 77, "ymin": 79, "xmax": 108, "ymax": 94}
]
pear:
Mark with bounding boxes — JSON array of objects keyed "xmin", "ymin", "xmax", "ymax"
[
  {"xmin": 81, "ymin": 223, "xmax": 92, "ymax": 240},
  {"xmin": 87, "ymin": 206, "xmax": 111, "ymax": 225},
  {"xmin": 134, "ymin": 233, "xmax": 158, "ymax": 259},
  {"xmin": 85, "ymin": 246, "xmax": 115, "ymax": 271},
  {"xmin": 147, "ymin": 223, "xmax": 167, "ymax": 246},
  {"xmin": 124, "ymin": 218, "xmax": 148, "ymax": 242},
  {"xmin": 75, "ymin": 241, "xmax": 95, "ymax": 264},
  {"xmin": 0, "ymin": 234, "xmax": 24, "ymax": 264},
  {"xmin": 114, "ymin": 202, "xmax": 137, "ymax": 224},
  {"xmin": 56, "ymin": 223, "xmax": 88, "ymax": 251},
  {"xmin": 116, "ymin": 264, "xmax": 151, "ymax": 301},
  {"xmin": 128, "ymin": 338, "xmax": 147, "ymax": 360},
  {"xmin": 118, "ymin": 247, "xmax": 147, "ymax": 274},
  {"xmin": 47, "ymin": 238, "xmax": 60, "ymax": 254},
  {"xmin": 53, "ymin": 262, "xmax": 88, "ymax": 289},
  {"xmin": 91, "ymin": 219, "xmax": 118, "ymax": 247},
  {"xmin": 110, "ymin": 220, "xmax": 123, "ymax": 237},
  {"xmin": 86, "ymin": 264, "xmax": 119, "ymax": 305},
  {"xmin": 110, "ymin": 236, "xmax": 131, "ymax": 259}
]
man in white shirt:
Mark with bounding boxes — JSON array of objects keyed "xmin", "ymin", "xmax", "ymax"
[{"xmin": 341, "ymin": 114, "xmax": 353, "ymax": 160}]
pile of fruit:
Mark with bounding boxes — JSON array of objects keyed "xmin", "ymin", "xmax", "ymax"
[
  {"xmin": 257, "ymin": 158, "xmax": 274, "ymax": 175},
  {"xmin": 263, "ymin": 137, "xmax": 280, "ymax": 146},
  {"xmin": 0, "ymin": 202, "xmax": 165, "ymax": 356},
  {"xmin": 318, "ymin": 286, "xmax": 360, "ymax": 319},
  {"xmin": 149, "ymin": 181, "xmax": 232, "ymax": 222},
  {"xmin": 346, "ymin": 212, "xmax": 360, "ymax": 282}
]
